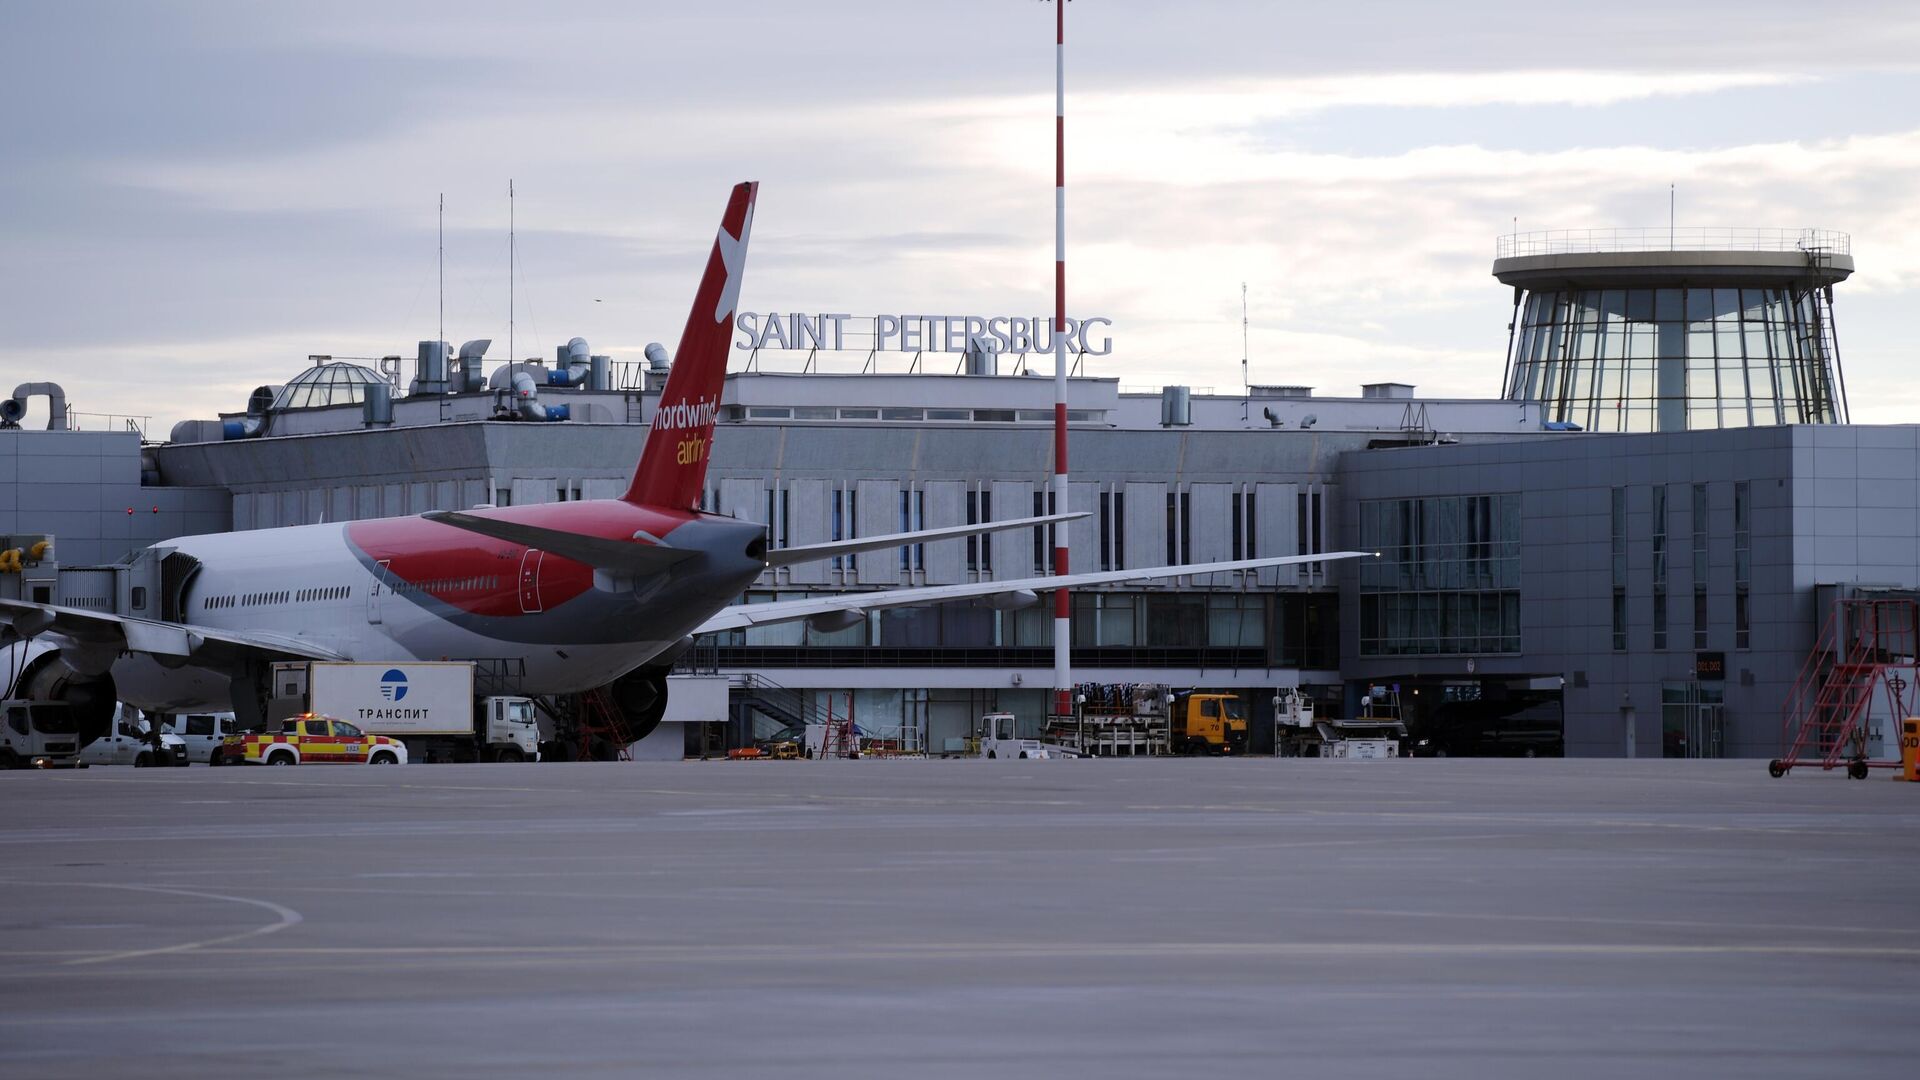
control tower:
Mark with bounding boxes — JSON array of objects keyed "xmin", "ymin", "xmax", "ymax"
[{"xmin": 1494, "ymin": 228, "xmax": 1852, "ymax": 432}]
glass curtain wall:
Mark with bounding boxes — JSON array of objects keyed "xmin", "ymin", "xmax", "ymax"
[
  {"xmin": 1506, "ymin": 287, "xmax": 1839, "ymax": 431},
  {"xmin": 1358, "ymin": 494, "xmax": 1521, "ymax": 656}
]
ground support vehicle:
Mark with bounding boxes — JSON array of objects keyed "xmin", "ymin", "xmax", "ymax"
[
  {"xmin": 1046, "ymin": 683, "xmax": 1171, "ymax": 757},
  {"xmin": 272, "ymin": 661, "xmax": 539, "ymax": 763},
  {"xmin": 975, "ymin": 712, "xmax": 1080, "ymax": 759},
  {"xmin": 219, "ymin": 715, "xmax": 408, "ymax": 765},
  {"xmin": 0, "ymin": 699, "xmax": 83, "ymax": 768},
  {"xmin": 79, "ymin": 706, "xmax": 188, "ymax": 767},
  {"xmin": 1172, "ymin": 692, "xmax": 1249, "ymax": 755},
  {"xmin": 159, "ymin": 712, "xmax": 240, "ymax": 764},
  {"xmin": 1276, "ymin": 686, "xmax": 1405, "ymax": 758}
]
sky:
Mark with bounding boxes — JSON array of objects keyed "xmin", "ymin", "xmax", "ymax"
[{"xmin": 5, "ymin": 1, "xmax": 1920, "ymax": 434}]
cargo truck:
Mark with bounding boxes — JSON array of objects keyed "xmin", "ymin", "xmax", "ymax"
[
  {"xmin": 1172, "ymin": 692, "xmax": 1249, "ymax": 755},
  {"xmin": 0, "ymin": 699, "xmax": 84, "ymax": 768},
  {"xmin": 269, "ymin": 661, "xmax": 539, "ymax": 763}
]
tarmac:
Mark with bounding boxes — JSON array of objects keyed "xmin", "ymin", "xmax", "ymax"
[{"xmin": 0, "ymin": 758, "xmax": 1915, "ymax": 1079}]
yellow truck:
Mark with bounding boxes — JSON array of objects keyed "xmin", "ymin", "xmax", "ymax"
[{"xmin": 1172, "ymin": 692, "xmax": 1248, "ymax": 755}]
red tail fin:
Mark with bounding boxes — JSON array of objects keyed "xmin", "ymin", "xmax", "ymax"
[{"xmin": 623, "ymin": 182, "xmax": 758, "ymax": 508}]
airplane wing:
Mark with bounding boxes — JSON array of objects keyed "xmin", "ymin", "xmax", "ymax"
[
  {"xmin": 0, "ymin": 598, "xmax": 348, "ymax": 662},
  {"xmin": 421, "ymin": 510, "xmax": 699, "ymax": 573},
  {"xmin": 694, "ymin": 550, "xmax": 1375, "ymax": 633},
  {"xmin": 764, "ymin": 512, "xmax": 1087, "ymax": 568}
]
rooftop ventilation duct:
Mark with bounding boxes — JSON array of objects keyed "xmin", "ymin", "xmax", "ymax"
[
  {"xmin": 363, "ymin": 382, "xmax": 394, "ymax": 428},
  {"xmin": 1251, "ymin": 385, "xmax": 1312, "ymax": 399},
  {"xmin": 1360, "ymin": 382, "xmax": 1415, "ymax": 399},
  {"xmin": 548, "ymin": 336, "xmax": 593, "ymax": 387},
  {"xmin": 414, "ymin": 340, "xmax": 450, "ymax": 395},
  {"xmin": 1, "ymin": 383, "xmax": 69, "ymax": 431},
  {"xmin": 1160, "ymin": 386, "xmax": 1192, "ymax": 427},
  {"xmin": 456, "ymin": 340, "xmax": 491, "ymax": 393},
  {"xmin": 589, "ymin": 354, "xmax": 611, "ymax": 391},
  {"xmin": 644, "ymin": 343, "xmax": 671, "ymax": 391},
  {"xmin": 964, "ymin": 336, "xmax": 998, "ymax": 376},
  {"xmin": 221, "ymin": 384, "xmax": 281, "ymax": 440}
]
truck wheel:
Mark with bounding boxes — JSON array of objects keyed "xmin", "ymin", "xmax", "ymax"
[
  {"xmin": 268, "ymin": 751, "xmax": 295, "ymax": 766},
  {"xmin": 369, "ymin": 751, "xmax": 398, "ymax": 765},
  {"xmin": 987, "ymin": 750, "xmax": 997, "ymax": 759},
  {"xmin": 134, "ymin": 752, "xmax": 152, "ymax": 768},
  {"xmin": 207, "ymin": 750, "xmax": 223, "ymax": 767},
  {"xmin": 497, "ymin": 746, "xmax": 524, "ymax": 763},
  {"xmin": 0, "ymin": 750, "xmax": 20, "ymax": 770}
]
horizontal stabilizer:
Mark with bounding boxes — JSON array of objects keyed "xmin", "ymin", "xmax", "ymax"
[
  {"xmin": 765, "ymin": 512, "xmax": 1090, "ymax": 568},
  {"xmin": 421, "ymin": 511, "xmax": 698, "ymax": 573}
]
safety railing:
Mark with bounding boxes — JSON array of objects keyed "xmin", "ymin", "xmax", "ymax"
[{"xmin": 1497, "ymin": 228, "xmax": 1850, "ymax": 259}]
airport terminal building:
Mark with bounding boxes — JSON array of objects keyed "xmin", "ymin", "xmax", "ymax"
[{"xmin": 5, "ymin": 228, "xmax": 1912, "ymax": 758}]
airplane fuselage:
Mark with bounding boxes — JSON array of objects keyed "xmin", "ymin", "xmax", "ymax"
[{"xmin": 110, "ymin": 499, "xmax": 767, "ymax": 713}]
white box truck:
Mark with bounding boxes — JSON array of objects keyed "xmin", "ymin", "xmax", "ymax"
[{"xmin": 274, "ymin": 661, "xmax": 539, "ymax": 763}]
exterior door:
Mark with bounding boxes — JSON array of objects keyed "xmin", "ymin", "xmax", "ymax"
[
  {"xmin": 367, "ymin": 560, "xmax": 391, "ymax": 625},
  {"xmin": 519, "ymin": 549, "xmax": 545, "ymax": 613}
]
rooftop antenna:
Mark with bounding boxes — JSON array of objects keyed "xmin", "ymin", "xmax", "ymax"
[
  {"xmin": 1240, "ymin": 282, "xmax": 1250, "ymax": 425},
  {"xmin": 509, "ymin": 179, "xmax": 515, "ymax": 370},
  {"xmin": 1669, "ymin": 183, "xmax": 1675, "ymax": 250},
  {"xmin": 437, "ymin": 192, "xmax": 445, "ymax": 349}
]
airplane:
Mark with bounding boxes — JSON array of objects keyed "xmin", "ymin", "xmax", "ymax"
[{"xmin": 0, "ymin": 182, "xmax": 1370, "ymax": 750}]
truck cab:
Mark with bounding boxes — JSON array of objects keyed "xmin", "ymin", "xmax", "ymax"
[
  {"xmin": 0, "ymin": 700, "xmax": 83, "ymax": 768},
  {"xmin": 1173, "ymin": 693, "xmax": 1248, "ymax": 755},
  {"xmin": 481, "ymin": 696, "xmax": 540, "ymax": 762}
]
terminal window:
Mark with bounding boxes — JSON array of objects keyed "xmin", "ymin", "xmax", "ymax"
[{"xmin": 1358, "ymin": 494, "xmax": 1520, "ymax": 656}]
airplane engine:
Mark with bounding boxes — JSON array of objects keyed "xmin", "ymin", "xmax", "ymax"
[
  {"xmin": 0, "ymin": 638, "xmax": 118, "ymax": 747},
  {"xmin": 608, "ymin": 666, "xmax": 670, "ymax": 747}
]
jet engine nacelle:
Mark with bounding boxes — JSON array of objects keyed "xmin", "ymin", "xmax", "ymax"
[
  {"xmin": 0, "ymin": 638, "xmax": 118, "ymax": 747},
  {"xmin": 608, "ymin": 666, "xmax": 670, "ymax": 750}
]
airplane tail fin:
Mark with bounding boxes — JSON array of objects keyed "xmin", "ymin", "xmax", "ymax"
[{"xmin": 623, "ymin": 182, "xmax": 758, "ymax": 509}]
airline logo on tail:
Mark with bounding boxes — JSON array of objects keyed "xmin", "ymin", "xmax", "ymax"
[{"xmin": 625, "ymin": 182, "xmax": 758, "ymax": 510}]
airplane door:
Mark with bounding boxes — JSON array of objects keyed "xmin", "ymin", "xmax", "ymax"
[
  {"xmin": 519, "ymin": 549, "xmax": 544, "ymax": 613},
  {"xmin": 367, "ymin": 560, "xmax": 391, "ymax": 625}
]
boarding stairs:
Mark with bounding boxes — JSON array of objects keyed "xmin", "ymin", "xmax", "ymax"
[{"xmin": 1772, "ymin": 597, "xmax": 1916, "ymax": 778}]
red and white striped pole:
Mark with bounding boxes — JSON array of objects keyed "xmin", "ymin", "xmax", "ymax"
[{"xmin": 1051, "ymin": 0, "xmax": 1072, "ymax": 721}]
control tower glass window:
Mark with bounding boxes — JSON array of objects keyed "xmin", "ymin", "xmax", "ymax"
[{"xmin": 1507, "ymin": 287, "xmax": 1838, "ymax": 432}]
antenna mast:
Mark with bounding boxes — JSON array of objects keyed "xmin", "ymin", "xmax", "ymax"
[
  {"xmin": 437, "ymin": 193, "xmax": 444, "ymax": 348},
  {"xmin": 509, "ymin": 179, "xmax": 515, "ymax": 366},
  {"xmin": 1241, "ymin": 282, "xmax": 1249, "ymax": 424}
]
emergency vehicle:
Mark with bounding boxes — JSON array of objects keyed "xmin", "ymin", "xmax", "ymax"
[{"xmin": 213, "ymin": 714, "xmax": 409, "ymax": 766}]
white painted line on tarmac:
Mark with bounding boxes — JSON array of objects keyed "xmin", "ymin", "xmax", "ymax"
[{"xmin": 0, "ymin": 880, "xmax": 304, "ymax": 966}]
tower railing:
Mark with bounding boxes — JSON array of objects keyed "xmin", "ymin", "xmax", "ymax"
[{"xmin": 1497, "ymin": 228, "xmax": 1850, "ymax": 259}]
